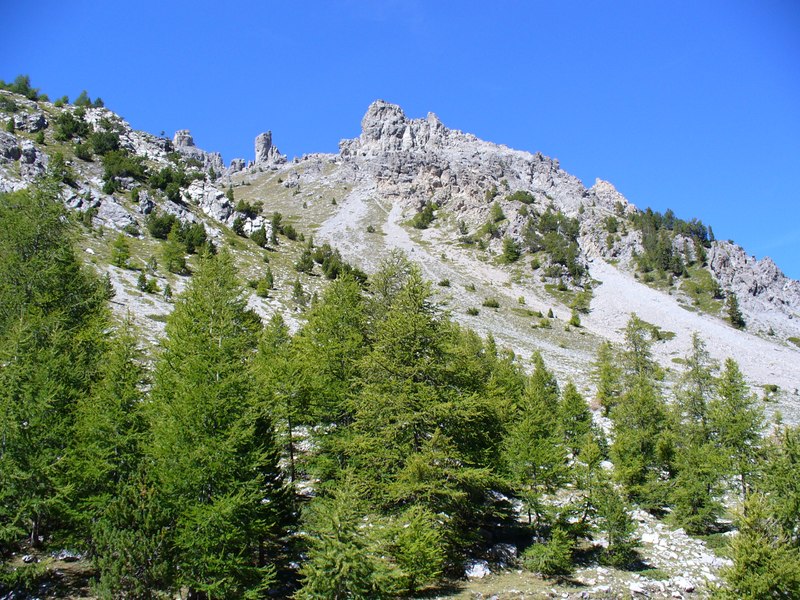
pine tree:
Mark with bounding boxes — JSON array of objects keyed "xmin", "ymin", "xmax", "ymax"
[
  {"xmin": 297, "ymin": 479, "xmax": 398, "ymax": 599},
  {"xmin": 505, "ymin": 355, "xmax": 567, "ymax": 523},
  {"xmin": 147, "ymin": 251, "xmax": 288, "ymax": 598},
  {"xmin": 594, "ymin": 483, "xmax": 638, "ymax": 567},
  {"xmin": 292, "ymin": 274, "xmax": 367, "ymax": 424},
  {"xmin": 761, "ymin": 426, "xmax": 800, "ymax": 545}
]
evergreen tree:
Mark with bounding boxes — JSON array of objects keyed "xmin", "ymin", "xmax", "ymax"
[
  {"xmin": 761, "ymin": 426, "xmax": 800, "ymax": 545},
  {"xmin": 292, "ymin": 275, "xmax": 367, "ymax": 424},
  {"xmin": 558, "ymin": 381, "xmax": 592, "ymax": 457},
  {"xmin": 725, "ymin": 292, "xmax": 745, "ymax": 329},
  {"xmin": 90, "ymin": 472, "xmax": 173, "ymax": 599},
  {"xmin": 147, "ymin": 251, "xmax": 288, "ymax": 598},
  {"xmin": 110, "ymin": 233, "xmax": 131, "ymax": 268},
  {"xmin": 297, "ymin": 479, "xmax": 398, "ymax": 599},
  {"xmin": 594, "ymin": 341, "xmax": 622, "ymax": 415},
  {"xmin": 66, "ymin": 319, "xmax": 148, "ymax": 532},
  {"xmin": 594, "ymin": 483, "xmax": 638, "ymax": 567},
  {"xmin": 709, "ymin": 358, "xmax": 763, "ymax": 505},
  {"xmin": 504, "ymin": 355, "xmax": 567, "ymax": 523},
  {"xmin": 669, "ymin": 334, "xmax": 723, "ymax": 533},
  {"xmin": 0, "ymin": 183, "xmax": 107, "ymax": 550},
  {"xmin": 716, "ymin": 493, "xmax": 800, "ymax": 599}
]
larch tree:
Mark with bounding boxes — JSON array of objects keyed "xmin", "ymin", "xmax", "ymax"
[
  {"xmin": 0, "ymin": 182, "xmax": 108, "ymax": 551},
  {"xmin": 147, "ymin": 250, "xmax": 289, "ymax": 599}
]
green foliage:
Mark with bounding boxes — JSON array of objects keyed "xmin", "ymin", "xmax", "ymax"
[
  {"xmin": 74, "ymin": 141, "xmax": 93, "ymax": 161},
  {"xmin": 88, "ymin": 130, "xmax": 120, "ymax": 156},
  {"xmin": 594, "ymin": 484, "xmax": 638, "ymax": 567},
  {"xmin": 507, "ymin": 190, "xmax": 535, "ymax": 204},
  {"xmin": 0, "ymin": 183, "xmax": 108, "ymax": 551},
  {"xmin": 611, "ymin": 317, "xmax": 671, "ymax": 507},
  {"xmin": 146, "ymin": 251, "xmax": 288, "ymax": 598},
  {"xmin": 297, "ymin": 481, "xmax": 399, "ymax": 599},
  {"xmin": 482, "ymin": 297, "xmax": 500, "ymax": 308},
  {"xmin": 250, "ymin": 226, "xmax": 267, "ymax": 248},
  {"xmin": 162, "ymin": 230, "xmax": 188, "ymax": 274},
  {"xmin": 594, "ymin": 341, "xmax": 622, "ymax": 415},
  {"xmin": 110, "ymin": 233, "xmax": 131, "ymax": 268},
  {"xmin": 234, "ymin": 198, "xmax": 263, "ymax": 219},
  {"xmin": 522, "ymin": 208, "xmax": 584, "ymax": 281},
  {"xmin": 501, "ymin": 235, "xmax": 522, "ymax": 263},
  {"xmin": 47, "ymin": 151, "xmax": 75, "ymax": 186},
  {"xmin": 490, "ymin": 201, "xmax": 506, "ymax": 222},
  {"xmin": 102, "ymin": 150, "xmax": 147, "ymax": 194},
  {"xmin": 0, "ymin": 95, "xmax": 19, "ymax": 113},
  {"xmin": 411, "ymin": 200, "xmax": 436, "ymax": 229},
  {"xmin": 90, "ymin": 474, "xmax": 173, "ymax": 599},
  {"xmin": 716, "ymin": 493, "xmax": 800, "ymax": 599},
  {"xmin": 388, "ymin": 505, "xmax": 445, "ymax": 593},
  {"xmin": 522, "ymin": 526, "xmax": 574, "ymax": 577},
  {"xmin": 74, "ymin": 90, "xmax": 92, "ymax": 107},
  {"xmin": 709, "ymin": 358, "xmax": 763, "ymax": 504},
  {"xmin": 0, "ymin": 74, "xmax": 41, "ymax": 100},
  {"xmin": 53, "ymin": 110, "xmax": 90, "ymax": 141},
  {"xmin": 726, "ymin": 292, "xmax": 745, "ymax": 329},
  {"xmin": 4, "ymin": 119, "xmax": 13, "ymax": 133},
  {"xmin": 558, "ymin": 382, "xmax": 591, "ymax": 456},
  {"xmin": 146, "ymin": 211, "xmax": 178, "ymax": 240},
  {"xmin": 295, "ymin": 247, "xmax": 315, "ymax": 274}
]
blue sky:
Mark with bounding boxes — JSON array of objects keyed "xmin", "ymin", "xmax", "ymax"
[{"xmin": 2, "ymin": 1, "xmax": 799, "ymax": 277}]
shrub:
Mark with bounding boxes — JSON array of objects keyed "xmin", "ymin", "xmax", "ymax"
[
  {"xmin": 482, "ymin": 298, "xmax": 500, "ymax": 308},
  {"xmin": 507, "ymin": 190, "xmax": 535, "ymax": 204},
  {"xmin": 411, "ymin": 201, "xmax": 436, "ymax": 229},
  {"xmin": 466, "ymin": 307, "xmax": 479, "ymax": 316},
  {"xmin": 437, "ymin": 278, "xmax": 450, "ymax": 287},
  {"xmin": 89, "ymin": 130, "xmax": 120, "ymax": 156},
  {"xmin": 522, "ymin": 527, "xmax": 574, "ymax": 578},
  {"xmin": 74, "ymin": 142, "xmax": 92, "ymax": 161},
  {"xmin": 146, "ymin": 212, "xmax": 178, "ymax": 240},
  {"xmin": 491, "ymin": 201, "xmax": 505, "ymax": 222},
  {"xmin": 250, "ymin": 227, "xmax": 267, "ymax": 248}
]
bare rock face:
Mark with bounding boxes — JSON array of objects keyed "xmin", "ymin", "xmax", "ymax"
[
  {"xmin": 337, "ymin": 100, "xmax": 590, "ymax": 242},
  {"xmin": 0, "ymin": 131, "xmax": 21, "ymax": 162},
  {"xmin": 13, "ymin": 111, "xmax": 47, "ymax": 133},
  {"xmin": 255, "ymin": 131, "xmax": 286, "ymax": 165},
  {"xmin": 708, "ymin": 241, "xmax": 800, "ymax": 328},
  {"xmin": 229, "ymin": 158, "xmax": 246, "ymax": 174},
  {"xmin": 171, "ymin": 129, "xmax": 224, "ymax": 175},
  {"xmin": 173, "ymin": 129, "xmax": 195, "ymax": 149}
]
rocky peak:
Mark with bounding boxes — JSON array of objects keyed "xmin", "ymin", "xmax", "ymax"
[
  {"xmin": 173, "ymin": 129, "xmax": 195, "ymax": 149},
  {"xmin": 255, "ymin": 131, "xmax": 286, "ymax": 165},
  {"xmin": 352, "ymin": 99, "xmax": 450, "ymax": 154}
]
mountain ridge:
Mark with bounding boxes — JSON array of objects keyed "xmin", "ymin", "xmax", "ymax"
[{"xmin": 1, "ymin": 90, "xmax": 799, "ymax": 420}]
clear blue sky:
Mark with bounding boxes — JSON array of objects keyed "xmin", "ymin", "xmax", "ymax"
[{"xmin": 2, "ymin": 1, "xmax": 798, "ymax": 277}]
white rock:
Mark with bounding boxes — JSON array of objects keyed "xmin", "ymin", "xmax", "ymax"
[{"xmin": 464, "ymin": 559, "xmax": 490, "ymax": 579}]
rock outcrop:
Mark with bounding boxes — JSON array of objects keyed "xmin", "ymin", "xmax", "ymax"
[
  {"xmin": 254, "ymin": 131, "xmax": 285, "ymax": 165},
  {"xmin": 171, "ymin": 129, "xmax": 224, "ymax": 175}
]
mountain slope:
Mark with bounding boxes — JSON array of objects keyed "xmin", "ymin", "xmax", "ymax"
[{"xmin": 1, "ymin": 91, "xmax": 799, "ymax": 421}]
